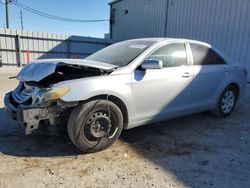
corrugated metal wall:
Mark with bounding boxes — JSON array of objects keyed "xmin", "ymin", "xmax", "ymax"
[
  {"xmin": 111, "ymin": 0, "xmax": 168, "ymax": 41},
  {"xmin": 0, "ymin": 28, "xmax": 110, "ymax": 66},
  {"xmin": 110, "ymin": 0, "xmax": 250, "ymax": 80}
]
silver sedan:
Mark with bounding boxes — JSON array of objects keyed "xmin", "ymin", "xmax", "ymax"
[{"xmin": 4, "ymin": 38, "xmax": 248, "ymax": 153}]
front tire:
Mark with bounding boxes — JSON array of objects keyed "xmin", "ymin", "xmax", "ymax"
[
  {"xmin": 68, "ymin": 100, "xmax": 123, "ymax": 153},
  {"xmin": 211, "ymin": 86, "xmax": 238, "ymax": 117}
]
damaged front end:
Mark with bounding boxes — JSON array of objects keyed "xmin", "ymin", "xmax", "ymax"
[
  {"xmin": 4, "ymin": 59, "xmax": 114, "ymax": 134},
  {"xmin": 5, "ymin": 82, "xmax": 77, "ymax": 134}
]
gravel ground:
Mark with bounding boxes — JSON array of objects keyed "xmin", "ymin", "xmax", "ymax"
[{"xmin": 0, "ymin": 67, "xmax": 250, "ymax": 188}]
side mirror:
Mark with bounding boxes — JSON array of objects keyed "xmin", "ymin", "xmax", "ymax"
[{"xmin": 141, "ymin": 59, "xmax": 163, "ymax": 70}]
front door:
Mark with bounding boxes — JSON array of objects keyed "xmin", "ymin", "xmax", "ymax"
[{"xmin": 131, "ymin": 43, "xmax": 193, "ymax": 124}]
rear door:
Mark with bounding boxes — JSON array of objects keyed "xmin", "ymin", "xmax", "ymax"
[{"xmin": 188, "ymin": 43, "xmax": 228, "ymax": 110}]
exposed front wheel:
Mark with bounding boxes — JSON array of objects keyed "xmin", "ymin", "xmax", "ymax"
[
  {"xmin": 68, "ymin": 100, "xmax": 123, "ymax": 153},
  {"xmin": 211, "ymin": 86, "xmax": 238, "ymax": 117}
]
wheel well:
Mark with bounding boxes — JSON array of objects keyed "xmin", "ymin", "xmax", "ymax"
[
  {"xmin": 85, "ymin": 95, "xmax": 129, "ymax": 127},
  {"xmin": 228, "ymin": 83, "xmax": 240, "ymax": 99}
]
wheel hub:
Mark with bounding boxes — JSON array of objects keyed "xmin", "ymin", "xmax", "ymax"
[
  {"xmin": 221, "ymin": 90, "xmax": 235, "ymax": 113},
  {"xmin": 86, "ymin": 112, "xmax": 111, "ymax": 138}
]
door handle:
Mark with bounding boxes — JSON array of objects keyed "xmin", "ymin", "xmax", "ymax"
[
  {"xmin": 182, "ymin": 72, "xmax": 191, "ymax": 78},
  {"xmin": 222, "ymin": 68, "xmax": 228, "ymax": 74}
]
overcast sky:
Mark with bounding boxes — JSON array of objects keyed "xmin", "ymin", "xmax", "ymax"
[{"xmin": 0, "ymin": 0, "xmax": 110, "ymax": 38}]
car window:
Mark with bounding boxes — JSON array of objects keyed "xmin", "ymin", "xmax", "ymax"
[
  {"xmin": 190, "ymin": 43, "xmax": 226, "ymax": 65},
  {"xmin": 86, "ymin": 40, "xmax": 156, "ymax": 67},
  {"xmin": 148, "ymin": 43, "xmax": 187, "ymax": 67}
]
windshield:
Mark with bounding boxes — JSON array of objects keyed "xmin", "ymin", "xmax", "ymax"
[{"xmin": 86, "ymin": 40, "xmax": 156, "ymax": 67}]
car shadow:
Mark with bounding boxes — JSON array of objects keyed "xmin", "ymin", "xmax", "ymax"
[
  {"xmin": 0, "ymin": 106, "xmax": 213, "ymax": 158},
  {"xmin": 119, "ymin": 104, "xmax": 250, "ymax": 187},
  {"xmin": 0, "ymin": 108, "xmax": 81, "ymax": 157}
]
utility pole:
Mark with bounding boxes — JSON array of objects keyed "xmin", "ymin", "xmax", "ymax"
[
  {"xmin": 5, "ymin": 0, "xmax": 10, "ymax": 29},
  {"xmin": 20, "ymin": 9, "xmax": 23, "ymax": 30}
]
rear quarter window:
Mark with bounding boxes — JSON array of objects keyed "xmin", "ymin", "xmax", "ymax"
[{"xmin": 190, "ymin": 43, "xmax": 226, "ymax": 65}]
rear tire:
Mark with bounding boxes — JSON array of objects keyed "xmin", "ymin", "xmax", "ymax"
[
  {"xmin": 211, "ymin": 86, "xmax": 238, "ymax": 117},
  {"xmin": 67, "ymin": 100, "xmax": 123, "ymax": 153}
]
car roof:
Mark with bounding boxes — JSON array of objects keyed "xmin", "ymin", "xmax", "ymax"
[{"xmin": 126, "ymin": 38, "xmax": 211, "ymax": 48}]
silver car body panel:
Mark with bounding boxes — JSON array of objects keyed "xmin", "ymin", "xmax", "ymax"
[{"xmin": 15, "ymin": 38, "xmax": 248, "ymax": 129}]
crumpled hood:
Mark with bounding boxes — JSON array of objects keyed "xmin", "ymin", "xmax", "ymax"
[{"xmin": 16, "ymin": 59, "xmax": 116, "ymax": 82}]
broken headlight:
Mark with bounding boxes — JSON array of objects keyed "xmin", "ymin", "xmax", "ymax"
[
  {"xmin": 32, "ymin": 87, "xmax": 70, "ymax": 105},
  {"xmin": 44, "ymin": 87, "xmax": 71, "ymax": 101}
]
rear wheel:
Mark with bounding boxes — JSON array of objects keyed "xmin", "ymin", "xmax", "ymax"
[
  {"xmin": 211, "ymin": 86, "xmax": 238, "ymax": 117},
  {"xmin": 68, "ymin": 100, "xmax": 123, "ymax": 153}
]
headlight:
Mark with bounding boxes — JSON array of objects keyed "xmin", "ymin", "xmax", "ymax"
[{"xmin": 44, "ymin": 87, "xmax": 70, "ymax": 101}]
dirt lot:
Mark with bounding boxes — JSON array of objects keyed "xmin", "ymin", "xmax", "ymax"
[{"xmin": 0, "ymin": 67, "xmax": 250, "ymax": 188}]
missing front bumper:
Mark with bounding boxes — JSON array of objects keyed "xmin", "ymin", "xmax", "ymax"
[{"xmin": 4, "ymin": 93, "xmax": 74, "ymax": 135}]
